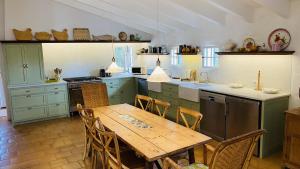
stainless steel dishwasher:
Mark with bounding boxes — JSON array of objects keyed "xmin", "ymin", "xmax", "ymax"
[
  {"xmin": 200, "ymin": 91, "xmax": 261, "ymax": 155},
  {"xmin": 200, "ymin": 91, "xmax": 260, "ymax": 140},
  {"xmin": 200, "ymin": 91, "xmax": 227, "ymax": 141}
]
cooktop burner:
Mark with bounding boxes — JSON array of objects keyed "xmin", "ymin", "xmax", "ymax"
[{"xmin": 63, "ymin": 76, "xmax": 101, "ymax": 82}]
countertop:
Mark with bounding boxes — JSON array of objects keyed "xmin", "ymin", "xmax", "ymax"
[
  {"xmin": 132, "ymin": 74, "xmax": 290, "ymax": 101},
  {"xmin": 8, "ymin": 81, "xmax": 67, "ymax": 89}
]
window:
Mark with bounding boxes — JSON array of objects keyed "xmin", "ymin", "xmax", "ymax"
[
  {"xmin": 114, "ymin": 46, "xmax": 133, "ymax": 72},
  {"xmin": 202, "ymin": 47, "xmax": 219, "ymax": 68},
  {"xmin": 171, "ymin": 47, "xmax": 182, "ymax": 65}
]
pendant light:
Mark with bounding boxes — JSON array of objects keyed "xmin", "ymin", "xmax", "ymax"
[
  {"xmin": 106, "ymin": 36, "xmax": 123, "ymax": 74},
  {"xmin": 147, "ymin": 0, "xmax": 170, "ymax": 82}
]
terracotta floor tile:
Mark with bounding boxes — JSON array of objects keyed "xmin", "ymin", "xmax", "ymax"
[{"xmin": 0, "ymin": 116, "xmax": 283, "ymax": 169}]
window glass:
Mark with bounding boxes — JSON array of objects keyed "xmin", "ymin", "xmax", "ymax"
[{"xmin": 202, "ymin": 47, "xmax": 219, "ymax": 68}]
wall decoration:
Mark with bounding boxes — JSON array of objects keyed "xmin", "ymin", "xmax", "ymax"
[
  {"xmin": 118, "ymin": 32, "xmax": 127, "ymax": 41},
  {"xmin": 223, "ymin": 40, "xmax": 237, "ymax": 52},
  {"xmin": 243, "ymin": 38, "xmax": 257, "ymax": 52},
  {"xmin": 52, "ymin": 29, "xmax": 68, "ymax": 41},
  {"xmin": 268, "ymin": 28, "xmax": 291, "ymax": 51},
  {"xmin": 92, "ymin": 34, "xmax": 116, "ymax": 41},
  {"xmin": 34, "ymin": 32, "xmax": 52, "ymax": 41},
  {"xmin": 13, "ymin": 28, "xmax": 33, "ymax": 41},
  {"xmin": 73, "ymin": 28, "xmax": 91, "ymax": 41}
]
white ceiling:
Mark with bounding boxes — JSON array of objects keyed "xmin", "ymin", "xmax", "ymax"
[{"xmin": 53, "ymin": 0, "xmax": 292, "ymax": 35}]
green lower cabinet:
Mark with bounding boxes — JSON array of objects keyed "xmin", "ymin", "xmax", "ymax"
[
  {"xmin": 48, "ymin": 103, "xmax": 68, "ymax": 117},
  {"xmin": 10, "ymin": 84, "xmax": 69, "ymax": 125},
  {"xmin": 14, "ymin": 106, "xmax": 46, "ymax": 122},
  {"xmin": 110, "ymin": 95, "xmax": 122, "ymax": 105}
]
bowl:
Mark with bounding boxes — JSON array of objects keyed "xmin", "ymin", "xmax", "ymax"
[{"xmin": 263, "ymin": 88, "xmax": 280, "ymax": 94}]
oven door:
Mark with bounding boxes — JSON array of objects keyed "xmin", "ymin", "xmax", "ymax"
[{"xmin": 68, "ymin": 87, "xmax": 84, "ymax": 112}]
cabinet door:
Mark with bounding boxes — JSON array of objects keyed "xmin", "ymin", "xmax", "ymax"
[
  {"xmin": 120, "ymin": 78, "xmax": 136, "ymax": 104},
  {"xmin": 48, "ymin": 103, "xmax": 68, "ymax": 117},
  {"xmin": 137, "ymin": 78, "xmax": 148, "ymax": 96},
  {"xmin": 23, "ymin": 44, "xmax": 44, "ymax": 84},
  {"xmin": 4, "ymin": 44, "xmax": 27, "ymax": 85},
  {"xmin": 13, "ymin": 107, "xmax": 45, "ymax": 122}
]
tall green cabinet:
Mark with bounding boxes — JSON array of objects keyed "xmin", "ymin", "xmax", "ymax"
[{"xmin": 4, "ymin": 44, "xmax": 44, "ymax": 85}]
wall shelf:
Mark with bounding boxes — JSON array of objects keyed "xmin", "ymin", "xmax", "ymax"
[
  {"xmin": 215, "ymin": 51, "xmax": 295, "ymax": 55},
  {"xmin": 0, "ymin": 40, "xmax": 151, "ymax": 44},
  {"xmin": 137, "ymin": 53, "xmax": 169, "ymax": 56},
  {"xmin": 176, "ymin": 53, "xmax": 200, "ymax": 55}
]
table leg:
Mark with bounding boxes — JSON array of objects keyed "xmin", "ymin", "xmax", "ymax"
[
  {"xmin": 188, "ymin": 148, "xmax": 195, "ymax": 164},
  {"xmin": 145, "ymin": 161, "xmax": 154, "ymax": 169},
  {"xmin": 155, "ymin": 161, "xmax": 162, "ymax": 169}
]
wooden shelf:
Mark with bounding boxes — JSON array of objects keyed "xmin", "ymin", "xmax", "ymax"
[
  {"xmin": 137, "ymin": 53, "xmax": 169, "ymax": 55},
  {"xmin": 215, "ymin": 51, "xmax": 295, "ymax": 55},
  {"xmin": 176, "ymin": 53, "xmax": 200, "ymax": 55},
  {"xmin": 0, "ymin": 40, "xmax": 151, "ymax": 44}
]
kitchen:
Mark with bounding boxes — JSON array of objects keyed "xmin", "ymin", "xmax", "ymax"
[{"xmin": 0, "ymin": 0, "xmax": 299, "ymax": 169}]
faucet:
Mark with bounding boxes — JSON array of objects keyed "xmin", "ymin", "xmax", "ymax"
[{"xmin": 199, "ymin": 71, "xmax": 209, "ymax": 83}]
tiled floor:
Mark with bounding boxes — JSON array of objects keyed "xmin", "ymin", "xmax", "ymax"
[{"xmin": 0, "ymin": 116, "xmax": 283, "ymax": 169}]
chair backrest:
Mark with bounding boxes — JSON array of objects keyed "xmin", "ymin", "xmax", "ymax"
[
  {"xmin": 176, "ymin": 107, "xmax": 203, "ymax": 131},
  {"xmin": 134, "ymin": 94, "xmax": 152, "ymax": 111},
  {"xmin": 152, "ymin": 99, "xmax": 171, "ymax": 118},
  {"xmin": 163, "ymin": 130, "xmax": 265, "ymax": 169},
  {"xmin": 77, "ymin": 104, "xmax": 95, "ymax": 132},
  {"xmin": 81, "ymin": 83, "xmax": 109, "ymax": 109},
  {"xmin": 97, "ymin": 129, "xmax": 125, "ymax": 169},
  {"xmin": 209, "ymin": 129, "xmax": 265, "ymax": 169}
]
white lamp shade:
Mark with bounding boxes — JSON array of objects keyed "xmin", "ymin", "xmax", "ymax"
[
  {"xmin": 106, "ymin": 62, "xmax": 123, "ymax": 73},
  {"xmin": 147, "ymin": 66, "xmax": 171, "ymax": 82}
]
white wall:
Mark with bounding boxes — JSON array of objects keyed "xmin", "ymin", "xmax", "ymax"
[
  {"xmin": 0, "ymin": 0, "xmax": 4, "ymax": 39},
  {"xmin": 155, "ymin": 0, "xmax": 300, "ymax": 108},
  {"xmin": 42, "ymin": 43, "xmax": 148, "ymax": 78},
  {"xmin": 4, "ymin": 0, "xmax": 151, "ymax": 40}
]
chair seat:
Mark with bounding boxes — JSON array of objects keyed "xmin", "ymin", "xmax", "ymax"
[{"xmin": 182, "ymin": 163, "xmax": 208, "ymax": 169}]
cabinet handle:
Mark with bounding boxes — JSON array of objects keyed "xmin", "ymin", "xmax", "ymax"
[
  {"xmin": 26, "ymin": 95, "xmax": 31, "ymax": 98},
  {"xmin": 27, "ymin": 107, "xmax": 32, "ymax": 110},
  {"xmin": 54, "ymin": 88, "xmax": 59, "ymax": 90},
  {"xmin": 23, "ymin": 64, "xmax": 26, "ymax": 68},
  {"xmin": 54, "ymin": 92, "xmax": 59, "ymax": 94},
  {"xmin": 56, "ymin": 104, "xmax": 60, "ymax": 106},
  {"xmin": 25, "ymin": 90, "xmax": 30, "ymax": 93}
]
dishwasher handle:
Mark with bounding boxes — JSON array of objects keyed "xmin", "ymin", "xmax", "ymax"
[
  {"xmin": 200, "ymin": 91, "xmax": 226, "ymax": 104},
  {"xmin": 208, "ymin": 96, "xmax": 215, "ymax": 102}
]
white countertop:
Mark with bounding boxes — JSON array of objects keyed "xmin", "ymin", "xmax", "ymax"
[
  {"xmin": 8, "ymin": 81, "xmax": 67, "ymax": 89},
  {"xmin": 131, "ymin": 74, "xmax": 290, "ymax": 101}
]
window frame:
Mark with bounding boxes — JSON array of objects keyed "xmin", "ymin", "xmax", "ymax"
[{"xmin": 202, "ymin": 47, "xmax": 219, "ymax": 68}]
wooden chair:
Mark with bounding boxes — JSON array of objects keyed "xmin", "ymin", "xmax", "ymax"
[
  {"xmin": 152, "ymin": 99, "xmax": 171, "ymax": 118},
  {"xmin": 176, "ymin": 107, "xmax": 203, "ymax": 131},
  {"xmin": 77, "ymin": 104, "xmax": 96, "ymax": 160},
  {"xmin": 163, "ymin": 130, "xmax": 265, "ymax": 169},
  {"xmin": 81, "ymin": 83, "xmax": 109, "ymax": 109},
  {"xmin": 134, "ymin": 94, "xmax": 152, "ymax": 111},
  {"xmin": 95, "ymin": 127, "xmax": 145, "ymax": 169}
]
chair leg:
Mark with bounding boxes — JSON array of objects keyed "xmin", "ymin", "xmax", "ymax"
[
  {"xmin": 203, "ymin": 144, "xmax": 208, "ymax": 165},
  {"xmin": 83, "ymin": 134, "xmax": 88, "ymax": 160}
]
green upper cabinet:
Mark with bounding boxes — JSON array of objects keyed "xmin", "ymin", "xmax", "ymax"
[
  {"xmin": 23, "ymin": 44, "xmax": 44, "ymax": 84},
  {"xmin": 3, "ymin": 44, "xmax": 44, "ymax": 86},
  {"xmin": 4, "ymin": 44, "xmax": 27, "ymax": 85}
]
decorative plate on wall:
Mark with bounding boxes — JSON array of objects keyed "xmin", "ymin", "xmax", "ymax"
[
  {"xmin": 118, "ymin": 32, "xmax": 127, "ymax": 41},
  {"xmin": 268, "ymin": 28, "xmax": 291, "ymax": 51},
  {"xmin": 73, "ymin": 28, "xmax": 91, "ymax": 41}
]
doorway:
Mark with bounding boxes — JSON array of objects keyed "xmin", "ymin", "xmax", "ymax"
[{"xmin": 0, "ymin": 72, "xmax": 6, "ymax": 117}]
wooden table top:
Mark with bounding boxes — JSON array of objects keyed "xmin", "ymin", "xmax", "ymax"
[{"xmin": 93, "ymin": 104, "xmax": 211, "ymax": 162}]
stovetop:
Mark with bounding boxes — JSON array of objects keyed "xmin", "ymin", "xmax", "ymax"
[{"xmin": 63, "ymin": 76, "xmax": 101, "ymax": 82}]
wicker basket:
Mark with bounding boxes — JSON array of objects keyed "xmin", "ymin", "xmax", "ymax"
[
  {"xmin": 51, "ymin": 29, "xmax": 68, "ymax": 41},
  {"xmin": 73, "ymin": 28, "xmax": 91, "ymax": 41},
  {"xmin": 35, "ymin": 32, "xmax": 52, "ymax": 41},
  {"xmin": 13, "ymin": 28, "xmax": 33, "ymax": 41},
  {"xmin": 92, "ymin": 34, "xmax": 116, "ymax": 41}
]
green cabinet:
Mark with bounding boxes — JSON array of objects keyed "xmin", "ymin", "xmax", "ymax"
[
  {"xmin": 102, "ymin": 77, "xmax": 136, "ymax": 105},
  {"xmin": 9, "ymin": 83, "xmax": 69, "ymax": 125},
  {"xmin": 3, "ymin": 44, "xmax": 44, "ymax": 85}
]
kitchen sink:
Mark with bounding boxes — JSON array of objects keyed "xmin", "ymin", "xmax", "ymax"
[{"xmin": 179, "ymin": 84, "xmax": 202, "ymax": 102}]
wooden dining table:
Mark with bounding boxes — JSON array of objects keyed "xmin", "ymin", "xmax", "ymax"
[{"xmin": 92, "ymin": 104, "xmax": 211, "ymax": 168}]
